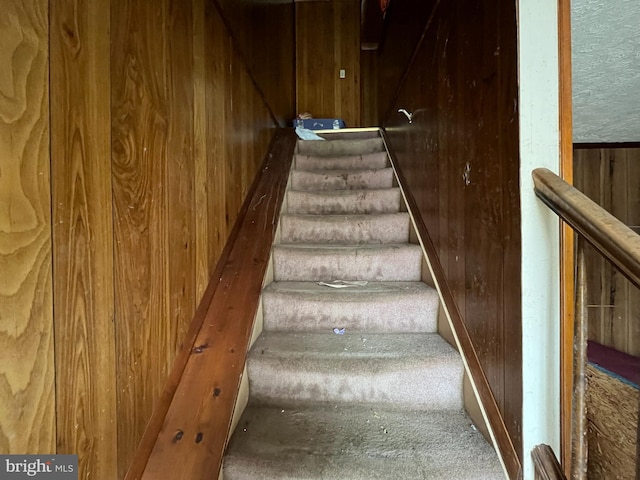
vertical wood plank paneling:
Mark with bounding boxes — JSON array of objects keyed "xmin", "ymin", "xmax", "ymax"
[
  {"xmin": 166, "ymin": 0, "xmax": 196, "ymax": 359},
  {"xmin": 575, "ymin": 146, "xmax": 640, "ymax": 358},
  {"xmin": 626, "ymin": 150, "xmax": 640, "ymax": 356},
  {"xmin": 193, "ymin": 0, "xmax": 209, "ymax": 298},
  {"xmin": 50, "ymin": 0, "xmax": 118, "ymax": 477},
  {"xmin": 499, "ymin": 0, "xmax": 523, "ymax": 449},
  {"xmin": 216, "ymin": 0, "xmax": 296, "ymax": 126},
  {"xmin": 206, "ymin": 1, "xmax": 231, "ymax": 265},
  {"xmin": 574, "ymin": 150, "xmax": 604, "ymax": 339},
  {"xmin": 608, "ymin": 151, "xmax": 629, "ymax": 352},
  {"xmin": 382, "ymin": 0, "xmax": 522, "ymax": 459},
  {"xmin": 295, "ymin": 0, "xmax": 360, "ymax": 126},
  {"xmin": 295, "ymin": 1, "xmax": 332, "ymax": 119},
  {"xmin": 0, "ymin": 0, "xmax": 55, "ymax": 454},
  {"xmin": 111, "ymin": 1, "xmax": 171, "ymax": 476},
  {"xmin": 334, "ymin": 0, "xmax": 361, "ymax": 127}
]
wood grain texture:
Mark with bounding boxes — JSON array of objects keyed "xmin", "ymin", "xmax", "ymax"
[
  {"xmin": 193, "ymin": 0, "xmax": 209, "ymax": 300},
  {"xmin": 139, "ymin": 129, "xmax": 296, "ymax": 479},
  {"xmin": 531, "ymin": 444, "xmax": 567, "ymax": 480},
  {"xmin": 0, "ymin": 0, "xmax": 55, "ymax": 454},
  {"xmin": 295, "ymin": 0, "xmax": 361, "ymax": 126},
  {"xmin": 50, "ymin": 0, "xmax": 117, "ymax": 477},
  {"xmin": 574, "ymin": 147, "xmax": 640, "ymax": 357},
  {"xmin": 586, "ymin": 364, "xmax": 639, "ymax": 480},
  {"xmin": 111, "ymin": 1, "xmax": 194, "ymax": 475},
  {"xmin": 123, "ymin": 1, "xmax": 280, "ymax": 477},
  {"xmin": 381, "ymin": 0, "xmax": 523, "ymax": 465},
  {"xmin": 558, "ymin": 0, "xmax": 574, "ymax": 468}
]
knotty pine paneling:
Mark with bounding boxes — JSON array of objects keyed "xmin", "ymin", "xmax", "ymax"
[
  {"xmin": 50, "ymin": 1, "xmax": 117, "ymax": 479},
  {"xmin": 382, "ymin": 0, "xmax": 522, "ymax": 458},
  {"xmin": 0, "ymin": 0, "xmax": 55, "ymax": 455},
  {"xmin": 295, "ymin": 0, "xmax": 361, "ymax": 127},
  {"xmin": 574, "ymin": 147, "xmax": 640, "ymax": 357}
]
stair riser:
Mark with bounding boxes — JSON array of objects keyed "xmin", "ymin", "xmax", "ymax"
[
  {"xmin": 262, "ymin": 291, "xmax": 438, "ymax": 333},
  {"xmin": 297, "ymin": 137, "xmax": 384, "ymax": 156},
  {"xmin": 290, "ymin": 169, "xmax": 395, "ymax": 191},
  {"xmin": 286, "ymin": 189, "xmax": 403, "ymax": 215},
  {"xmin": 247, "ymin": 358, "xmax": 463, "ymax": 410},
  {"xmin": 294, "ymin": 152, "xmax": 389, "ymax": 171},
  {"xmin": 280, "ymin": 214, "xmax": 410, "ymax": 244},
  {"xmin": 273, "ymin": 246, "xmax": 422, "ymax": 282}
]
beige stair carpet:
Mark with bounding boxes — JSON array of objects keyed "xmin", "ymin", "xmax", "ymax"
[{"xmin": 223, "ymin": 132, "xmax": 504, "ymax": 479}]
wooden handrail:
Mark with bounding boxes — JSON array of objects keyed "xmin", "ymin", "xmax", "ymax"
[
  {"xmin": 125, "ymin": 128, "xmax": 297, "ymax": 479},
  {"xmin": 532, "ymin": 167, "xmax": 640, "ymax": 290},
  {"xmin": 534, "ymin": 167, "xmax": 640, "ymax": 480},
  {"xmin": 532, "ymin": 444, "xmax": 567, "ymax": 480}
]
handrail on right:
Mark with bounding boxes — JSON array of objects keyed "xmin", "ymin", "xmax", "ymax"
[
  {"xmin": 533, "ymin": 167, "xmax": 640, "ymax": 480},
  {"xmin": 532, "ymin": 167, "xmax": 640, "ymax": 289}
]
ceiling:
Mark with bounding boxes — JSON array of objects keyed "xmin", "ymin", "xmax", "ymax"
[{"xmin": 572, "ymin": 0, "xmax": 640, "ymax": 143}]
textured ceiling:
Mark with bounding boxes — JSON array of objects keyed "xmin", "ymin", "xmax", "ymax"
[{"xmin": 572, "ymin": 0, "xmax": 640, "ymax": 143}]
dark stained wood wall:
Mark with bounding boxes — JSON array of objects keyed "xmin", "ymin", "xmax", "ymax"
[
  {"xmin": 295, "ymin": 0, "xmax": 361, "ymax": 127},
  {"xmin": 574, "ymin": 147, "xmax": 640, "ymax": 357},
  {"xmin": 218, "ymin": 0, "xmax": 296, "ymax": 126},
  {"xmin": 379, "ymin": 0, "xmax": 523, "ymax": 459},
  {"xmin": 1, "ymin": 0, "xmax": 295, "ymax": 479}
]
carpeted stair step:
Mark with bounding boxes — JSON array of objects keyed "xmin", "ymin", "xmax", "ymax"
[
  {"xmin": 272, "ymin": 244, "xmax": 422, "ymax": 282},
  {"xmin": 286, "ymin": 188, "xmax": 403, "ymax": 215},
  {"xmin": 294, "ymin": 151, "xmax": 389, "ymax": 171},
  {"xmin": 247, "ymin": 332, "xmax": 463, "ymax": 410},
  {"xmin": 262, "ymin": 281, "xmax": 439, "ymax": 333},
  {"xmin": 280, "ymin": 213, "xmax": 410, "ymax": 244},
  {"xmin": 297, "ymin": 137, "xmax": 384, "ymax": 156},
  {"xmin": 290, "ymin": 168, "xmax": 395, "ymax": 191},
  {"xmin": 224, "ymin": 404, "xmax": 504, "ymax": 480}
]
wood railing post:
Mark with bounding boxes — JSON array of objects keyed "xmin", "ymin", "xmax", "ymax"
[{"xmin": 571, "ymin": 239, "xmax": 588, "ymax": 479}]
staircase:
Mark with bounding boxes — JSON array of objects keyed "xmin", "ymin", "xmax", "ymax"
[{"xmin": 222, "ymin": 131, "xmax": 504, "ymax": 479}]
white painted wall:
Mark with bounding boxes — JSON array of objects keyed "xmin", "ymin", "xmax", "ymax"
[
  {"xmin": 517, "ymin": 0, "xmax": 562, "ymax": 478},
  {"xmin": 572, "ymin": 0, "xmax": 640, "ymax": 143}
]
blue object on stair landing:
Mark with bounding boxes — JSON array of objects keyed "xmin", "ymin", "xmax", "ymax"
[{"xmin": 294, "ymin": 118, "xmax": 345, "ymax": 130}]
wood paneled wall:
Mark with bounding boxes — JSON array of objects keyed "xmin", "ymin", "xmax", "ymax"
[
  {"xmin": 574, "ymin": 147, "xmax": 640, "ymax": 357},
  {"xmin": 0, "ymin": 0, "xmax": 55, "ymax": 455},
  {"xmin": 295, "ymin": 0, "xmax": 361, "ymax": 127},
  {"xmin": 218, "ymin": 0, "xmax": 296, "ymax": 126},
  {"xmin": 1, "ymin": 0, "xmax": 294, "ymax": 478},
  {"xmin": 380, "ymin": 0, "xmax": 523, "ymax": 459}
]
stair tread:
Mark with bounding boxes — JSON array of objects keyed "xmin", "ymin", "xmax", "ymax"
[
  {"xmin": 250, "ymin": 331, "xmax": 458, "ymax": 359},
  {"xmin": 274, "ymin": 242, "xmax": 419, "ymax": 251},
  {"xmin": 224, "ymin": 404, "xmax": 503, "ymax": 480},
  {"xmin": 262, "ymin": 281, "xmax": 438, "ymax": 333},
  {"xmin": 288, "ymin": 187, "xmax": 400, "ymax": 196},
  {"xmin": 264, "ymin": 280, "xmax": 433, "ymax": 297}
]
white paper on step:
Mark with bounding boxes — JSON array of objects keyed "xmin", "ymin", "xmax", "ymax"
[{"xmin": 317, "ymin": 280, "xmax": 368, "ymax": 288}]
